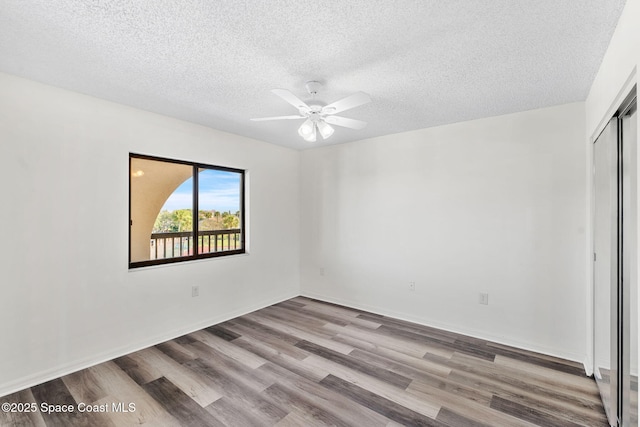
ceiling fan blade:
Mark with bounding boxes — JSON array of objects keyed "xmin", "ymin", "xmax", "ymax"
[
  {"xmin": 271, "ymin": 89, "xmax": 310, "ymax": 111},
  {"xmin": 322, "ymin": 92, "xmax": 371, "ymax": 114},
  {"xmin": 324, "ymin": 115, "xmax": 367, "ymax": 130},
  {"xmin": 251, "ymin": 115, "xmax": 305, "ymax": 121}
]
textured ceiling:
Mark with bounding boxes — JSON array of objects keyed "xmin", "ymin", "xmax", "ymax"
[{"xmin": 0, "ymin": 1, "xmax": 626, "ymax": 149}]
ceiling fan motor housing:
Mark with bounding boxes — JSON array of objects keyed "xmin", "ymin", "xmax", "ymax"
[{"xmin": 305, "ymin": 80, "xmax": 322, "ymax": 95}]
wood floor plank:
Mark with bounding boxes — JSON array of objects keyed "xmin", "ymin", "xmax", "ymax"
[
  {"xmin": 449, "ymin": 350, "xmax": 601, "ymax": 404},
  {"xmin": 0, "ymin": 389, "xmax": 47, "ymax": 427},
  {"xmin": 287, "ymin": 305, "xmax": 352, "ymax": 327},
  {"xmin": 445, "ymin": 365, "xmax": 607, "ymax": 426},
  {"xmin": 223, "ymin": 318, "xmax": 310, "ymax": 360},
  {"xmin": 298, "ymin": 297, "xmax": 389, "ymax": 320},
  {"xmin": 493, "ymin": 354, "xmax": 601, "ymax": 397},
  {"xmin": 304, "ymin": 354, "xmax": 441, "ymax": 419},
  {"xmin": 348, "ymin": 348, "xmax": 454, "ymax": 386},
  {"xmin": 486, "ymin": 345, "xmax": 585, "ymax": 377},
  {"xmin": 375, "ymin": 322, "xmax": 460, "ymax": 346},
  {"xmin": 133, "ymin": 346, "xmax": 223, "ymax": 407},
  {"xmin": 487, "ymin": 341, "xmax": 586, "ymax": 374},
  {"xmin": 205, "ymin": 396, "xmax": 277, "ymax": 426},
  {"xmin": 141, "ymin": 377, "xmax": 224, "ymax": 427},
  {"xmin": 294, "ymin": 297, "xmax": 367, "ymax": 318},
  {"xmin": 489, "ymin": 395, "xmax": 583, "ymax": 427},
  {"xmin": 229, "ymin": 316, "xmax": 301, "ymax": 345},
  {"xmin": 245, "ymin": 312, "xmax": 355, "ymax": 355},
  {"xmin": 113, "ymin": 353, "xmax": 163, "ymax": 386},
  {"xmin": 233, "ymin": 336, "xmax": 331, "ymax": 383},
  {"xmin": 307, "ymin": 306, "xmax": 384, "ymax": 330},
  {"xmin": 319, "ymin": 374, "xmax": 445, "ymax": 426},
  {"xmin": 87, "ymin": 361, "xmax": 180, "ymax": 426},
  {"xmin": 406, "ymin": 378, "xmax": 539, "ymax": 427},
  {"xmin": 181, "ymin": 358, "xmax": 287, "ymax": 425},
  {"xmin": 436, "ymin": 407, "xmax": 492, "ymax": 427},
  {"xmin": 331, "ymin": 333, "xmax": 453, "ymax": 375},
  {"xmin": 323, "ymin": 323, "xmax": 429, "ymax": 358},
  {"xmin": 203, "ymin": 324, "xmax": 241, "ymax": 342},
  {"xmin": 295, "ymin": 340, "xmax": 413, "ymax": 389},
  {"xmin": 328, "ymin": 319, "xmax": 456, "ymax": 360},
  {"xmin": 30, "ymin": 379, "xmax": 93, "ymax": 427},
  {"xmin": 446, "ymin": 352, "xmax": 606, "ymax": 412},
  {"xmin": 61, "ymin": 369, "xmax": 108, "ymax": 406},
  {"xmin": 264, "ymin": 382, "xmax": 379, "ymax": 427},
  {"xmin": 173, "ymin": 334, "xmax": 197, "ymax": 346},
  {"xmin": 189, "ymin": 329, "xmax": 267, "ymax": 369},
  {"xmin": 154, "ymin": 340, "xmax": 197, "ymax": 364},
  {"xmin": 272, "ymin": 303, "xmax": 365, "ymax": 330},
  {"xmin": 409, "ymin": 375, "xmax": 484, "ymax": 407},
  {"xmin": 376, "ymin": 325, "xmax": 496, "ymax": 362},
  {"xmin": 274, "ymin": 299, "xmax": 307, "ymax": 309},
  {"xmin": 258, "ymin": 362, "xmax": 393, "ymax": 426},
  {"xmin": 293, "ymin": 297, "xmax": 379, "ymax": 327},
  {"xmin": 355, "ymin": 314, "xmax": 458, "ymax": 344},
  {"xmin": 262, "ymin": 305, "xmax": 330, "ymax": 330},
  {"xmin": 489, "ymin": 388, "xmax": 608, "ymax": 427},
  {"xmin": 256, "ymin": 307, "xmax": 339, "ymax": 339},
  {"xmin": 274, "ymin": 408, "xmax": 333, "ymax": 427},
  {"xmin": 185, "ymin": 340, "xmax": 276, "ymax": 393}
]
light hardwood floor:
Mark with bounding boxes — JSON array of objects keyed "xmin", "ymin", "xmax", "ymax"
[{"xmin": 0, "ymin": 297, "xmax": 607, "ymax": 426}]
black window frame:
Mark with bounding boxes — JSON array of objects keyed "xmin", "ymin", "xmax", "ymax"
[{"xmin": 129, "ymin": 153, "xmax": 246, "ymax": 269}]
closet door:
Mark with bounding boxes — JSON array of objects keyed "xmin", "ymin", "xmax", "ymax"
[
  {"xmin": 594, "ymin": 118, "xmax": 619, "ymax": 426},
  {"xmin": 621, "ymin": 104, "xmax": 637, "ymax": 426}
]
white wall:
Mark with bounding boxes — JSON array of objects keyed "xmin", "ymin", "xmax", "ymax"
[
  {"xmin": 300, "ymin": 102, "xmax": 588, "ymax": 363},
  {"xmin": 584, "ymin": 0, "xmax": 639, "ymax": 378},
  {"xmin": 0, "ymin": 72, "xmax": 300, "ymax": 397}
]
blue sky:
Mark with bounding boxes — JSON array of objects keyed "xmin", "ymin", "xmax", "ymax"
[{"xmin": 160, "ymin": 169, "xmax": 241, "ymax": 212}]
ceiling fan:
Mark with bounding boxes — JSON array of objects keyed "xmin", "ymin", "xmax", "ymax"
[{"xmin": 251, "ymin": 81, "xmax": 371, "ymax": 142}]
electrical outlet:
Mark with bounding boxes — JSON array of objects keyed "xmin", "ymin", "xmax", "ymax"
[
  {"xmin": 409, "ymin": 282, "xmax": 416, "ymax": 291},
  {"xmin": 192, "ymin": 286, "xmax": 199, "ymax": 297},
  {"xmin": 479, "ymin": 293, "xmax": 488, "ymax": 305},
  {"xmin": 320, "ymin": 267, "xmax": 325, "ymax": 276}
]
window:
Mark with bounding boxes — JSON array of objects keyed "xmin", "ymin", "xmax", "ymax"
[{"xmin": 129, "ymin": 154, "xmax": 245, "ymax": 268}]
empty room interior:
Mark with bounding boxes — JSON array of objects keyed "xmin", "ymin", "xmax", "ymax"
[{"xmin": 1, "ymin": 1, "xmax": 639, "ymax": 426}]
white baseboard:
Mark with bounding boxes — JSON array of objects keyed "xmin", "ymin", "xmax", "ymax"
[
  {"xmin": 301, "ymin": 291, "xmax": 590, "ymax": 375},
  {"xmin": 0, "ymin": 290, "xmax": 298, "ymax": 398},
  {"xmin": 584, "ymin": 362, "xmax": 594, "ymax": 377}
]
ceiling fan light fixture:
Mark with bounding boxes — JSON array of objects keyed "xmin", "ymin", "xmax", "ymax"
[
  {"xmin": 298, "ymin": 119, "xmax": 314, "ymax": 137},
  {"xmin": 317, "ymin": 121, "xmax": 334, "ymax": 140},
  {"xmin": 303, "ymin": 125, "xmax": 317, "ymax": 142}
]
